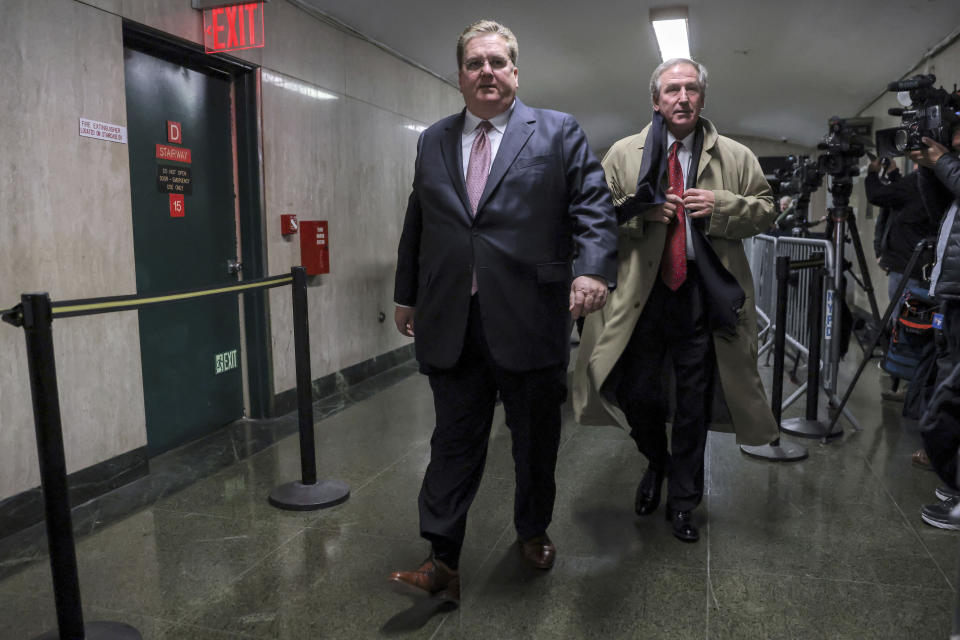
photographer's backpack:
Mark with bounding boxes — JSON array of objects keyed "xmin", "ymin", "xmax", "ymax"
[{"xmin": 882, "ymin": 284, "xmax": 939, "ymax": 381}]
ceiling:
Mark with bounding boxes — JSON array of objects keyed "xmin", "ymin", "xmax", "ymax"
[{"xmin": 301, "ymin": 0, "xmax": 960, "ymax": 151}]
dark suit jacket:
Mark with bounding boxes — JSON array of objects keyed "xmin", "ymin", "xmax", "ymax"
[{"xmin": 394, "ymin": 99, "xmax": 618, "ymax": 372}]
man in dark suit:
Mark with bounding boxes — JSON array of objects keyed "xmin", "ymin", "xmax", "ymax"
[{"xmin": 389, "ymin": 19, "xmax": 617, "ymax": 602}]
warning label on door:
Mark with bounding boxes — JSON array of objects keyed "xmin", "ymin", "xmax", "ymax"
[{"xmin": 157, "ymin": 164, "xmax": 193, "ymax": 194}]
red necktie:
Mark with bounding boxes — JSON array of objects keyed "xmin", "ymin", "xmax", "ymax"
[
  {"xmin": 466, "ymin": 121, "xmax": 493, "ymax": 293},
  {"xmin": 661, "ymin": 141, "xmax": 687, "ymax": 290}
]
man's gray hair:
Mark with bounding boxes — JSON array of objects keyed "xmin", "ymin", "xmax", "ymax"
[
  {"xmin": 649, "ymin": 58, "xmax": 708, "ymax": 105},
  {"xmin": 457, "ymin": 19, "xmax": 518, "ymax": 68}
]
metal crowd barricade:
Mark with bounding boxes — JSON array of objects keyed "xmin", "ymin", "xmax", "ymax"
[
  {"xmin": 747, "ymin": 234, "xmax": 776, "ymax": 348},
  {"xmin": 746, "ymin": 234, "xmax": 856, "ymax": 433}
]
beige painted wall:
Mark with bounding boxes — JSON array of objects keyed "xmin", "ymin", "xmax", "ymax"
[{"xmin": 0, "ymin": 0, "xmax": 460, "ymax": 501}]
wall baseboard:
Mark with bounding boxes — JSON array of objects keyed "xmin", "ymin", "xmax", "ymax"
[
  {"xmin": 272, "ymin": 343, "xmax": 415, "ymax": 416},
  {"xmin": 0, "ymin": 446, "xmax": 149, "ymax": 541}
]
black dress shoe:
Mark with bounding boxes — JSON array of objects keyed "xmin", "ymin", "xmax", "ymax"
[
  {"xmin": 518, "ymin": 533, "xmax": 557, "ymax": 569},
  {"xmin": 635, "ymin": 467, "xmax": 665, "ymax": 516},
  {"xmin": 666, "ymin": 508, "xmax": 699, "ymax": 542}
]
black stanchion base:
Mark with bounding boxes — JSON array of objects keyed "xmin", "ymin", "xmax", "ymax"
[
  {"xmin": 739, "ymin": 440, "xmax": 808, "ymax": 461},
  {"xmin": 268, "ymin": 479, "xmax": 350, "ymax": 511},
  {"xmin": 34, "ymin": 621, "xmax": 142, "ymax": 639},
  {"xmin": 780, "ymin": 417, "xmax": 842, "ymax": 440}
]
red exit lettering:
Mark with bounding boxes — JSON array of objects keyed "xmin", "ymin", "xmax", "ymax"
[{"xmin": 204, "ymin": 2, "xmax": 265, "ymax": 54}]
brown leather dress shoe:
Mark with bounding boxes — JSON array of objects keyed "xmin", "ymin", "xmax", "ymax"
[
  {"xmin": 389, "ymin": 557, "xmax": 460, "ymax": 601},
  {"xmin": 519, "ymin": 534, "xmax": 556, "ymax": 569},
  {"xmin": 912, "ymin": 448, "xmax": 933, "ymax": 470}
]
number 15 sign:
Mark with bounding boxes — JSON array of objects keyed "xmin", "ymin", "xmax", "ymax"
[{"xmin": 169, "ymin": 193, "xmax": 185, "ymax": 218}]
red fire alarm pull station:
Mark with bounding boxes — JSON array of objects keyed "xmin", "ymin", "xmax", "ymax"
[
  {"xmin": 281, "ymin": 214, "xmax": 298, "ymax": 236},
  {"xmin": 299, "ymin": 221, "xmax": 329, "ymax": 275}
]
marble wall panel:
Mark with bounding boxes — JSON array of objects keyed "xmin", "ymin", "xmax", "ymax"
[
  {"xmin": 78, "ymin": 0, "xmax": 122, "ymax": 12},
  {"xmin": 119, "ymin": 0, "xmax": 203, "ymax": 46},
  {"xmin": 262, "ymin": 74, "xmax": 428, "ymax": 393},
  {"xmin": 343, "ymin": 36, "xmax": 459, "ymax": 125},
  {"xmin": 0, "ymin": 0, "xmax": 144, "ymax": 497},
  {"xmin": 259, "ymin": 1, "xmax": 346, "ymax": 98}
]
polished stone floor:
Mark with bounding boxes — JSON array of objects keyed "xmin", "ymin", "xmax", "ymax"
[{"xmin": 0, "ymin": 353, "xmax": 956, "ymax": 639}]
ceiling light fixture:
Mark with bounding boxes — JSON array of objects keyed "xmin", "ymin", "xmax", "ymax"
[{"xmin": 650, "ymin": 6, "xmax": 690, "ymax": 61}]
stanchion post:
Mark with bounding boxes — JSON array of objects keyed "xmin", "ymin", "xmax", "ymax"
[
  {"xmin": 268, "ymin": 267, "xmax": 350, "ymax": 511},
  {"xmin": 21, "ymin": 293, "xmax": 141, "ymax": 640},
  {"xmin": 771, "ymin": 255, "xmax": 789, "ymax": 427},
  {"xmin": 292, "ymin": 266, "xmax": 318, "ymax": 486},
  {"xmin": 22, "ymin": 293, "xmax": 85, "ymax": 638},
  {"xmin": 779, "ymin": 254, "xmax": 841, "ymax": 440},
  {"xmin": 741, "ymin": 257, "xmax": 808, "ymax": 461}
]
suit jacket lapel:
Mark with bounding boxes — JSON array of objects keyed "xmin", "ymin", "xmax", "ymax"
[
  {"xmin": 475, "ymin": 100, "xmax": 535, "ymax": 218},
  {"xmin": 440, "ymin": 110, "xmax": 472, "ymax": 219}
]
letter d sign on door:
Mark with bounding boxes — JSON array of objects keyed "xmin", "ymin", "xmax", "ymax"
[{"xmin": 167, "ymin": 120, "xmax": 182, "ymax": 144}]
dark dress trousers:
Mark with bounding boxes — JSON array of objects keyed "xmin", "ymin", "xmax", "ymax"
[{"xmin": 394, "ymin": 99, "xmax": 617, "ymax": 561}]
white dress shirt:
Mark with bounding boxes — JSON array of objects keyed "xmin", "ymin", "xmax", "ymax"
[
  {"xmin": 461, "ymin": 101, "xmax": 514, "ymax": 179},
  {"xmin": 666, "ymin": 130, "xmax": 697, "ymax": 260}
]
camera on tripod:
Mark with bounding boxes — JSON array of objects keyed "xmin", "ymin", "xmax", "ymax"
[
  {"xmin": 817, "ymin": 117, "xmax": 867, "ymax": 178},
  {"xmin": 777, "ymin": 155, "xmax": 823, "ymax": 196},
  {"xmin": 875, "ymin": 74, "xmax": 960, "ymax": 157},
  {"xmin": 773, "ymin": 155, "xmax": 824, "ymax": 232}
]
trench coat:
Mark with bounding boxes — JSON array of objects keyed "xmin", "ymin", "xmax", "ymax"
[{"xmin": 572, "ymin": 118, "xmax": 779, "ymax": 446}]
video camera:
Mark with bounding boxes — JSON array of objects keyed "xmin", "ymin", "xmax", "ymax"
[
  {"xmin": 875, "ymin": 74, "xmax": 960, "ymax": 157},
  {"xmin": 817, "ymin": 116, "xmax": 867, "ymax": 178},
  {"xmin": 777, "ymin": 155, "xmax": 823, "ymax": 197},
  {"xmin": 772, "ymin": 155, "xmax": 824, "ymax": 233}
]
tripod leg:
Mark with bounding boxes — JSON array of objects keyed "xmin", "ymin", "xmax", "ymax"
[
  {"xmin": 847, "ymin": 214, "xmax": 882, "ymax": 328},
  {"xmin": 826, "ymin": 239, "xmax": 933, "ymax": 434}
]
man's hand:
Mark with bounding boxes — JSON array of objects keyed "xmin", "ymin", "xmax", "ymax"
[
  {"xmin": 644, "ymin": 193, "xmax": 683, "ymax": 223},
  {"xmin": 569, "ymin": 275, "xmax": 609, "ymax": 320},
  {"xmin": 868, "ymin": 155, "xmax": 883, "ymax": 173},
  {"xmin": 395, "ymin": 305, "xmax": 415, "ymax": 337},
  {"xmin": 682, "ymin": 188, "xmax": 715, "ymax": 218},
  {"xmin": 909, "ymin": 137, "xmax": 950, "ymax": 168}
]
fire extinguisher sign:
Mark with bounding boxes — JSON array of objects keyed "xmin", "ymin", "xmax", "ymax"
[{"xmin": 169, "ymin": 193, "xmax": 185, "ymax": 218}]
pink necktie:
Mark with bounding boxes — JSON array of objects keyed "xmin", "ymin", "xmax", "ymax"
[
  {"xmin": 661, "ymin": 141, "xmax": 687, "ymax": 290},
  {"xmin": 466, "ymin": 121, "xmax": 493, "ymax": 293},
  {"xmin": 466, "ymin": 120, "xmax": 493, "ymax": 215}
]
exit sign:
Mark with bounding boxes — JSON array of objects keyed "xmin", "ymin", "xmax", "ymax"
[{"xmin": 203, "ymin": 2, "xmax": 265, "ymax": 54}]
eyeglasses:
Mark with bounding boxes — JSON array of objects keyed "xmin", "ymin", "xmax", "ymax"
[{"xmin": 463, "ymin": 56, "xmax": 511, "ymax": 72}]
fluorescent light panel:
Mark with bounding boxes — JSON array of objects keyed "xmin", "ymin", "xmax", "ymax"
[{"xmin": 650, "ymin": 6, "xmax": 690, "ymax": 61}]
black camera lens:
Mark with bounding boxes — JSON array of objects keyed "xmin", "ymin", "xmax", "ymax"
[{"xmin": 894, "ymin": 129, "xmax": 909, "ymax": 153}]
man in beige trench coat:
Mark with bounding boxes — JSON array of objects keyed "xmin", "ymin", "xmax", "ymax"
[{"xmin": 572, "ymin": 57, "xmax": 779, "ymax": 542}]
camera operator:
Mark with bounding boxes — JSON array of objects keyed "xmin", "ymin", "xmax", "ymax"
[
  {"xmin": 907, "ymin": 126, "xmax": 960, "ymax": 529},
  {"xmin": 865, "ymin": 155, "xmax": 937, "ymax": 402}
]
